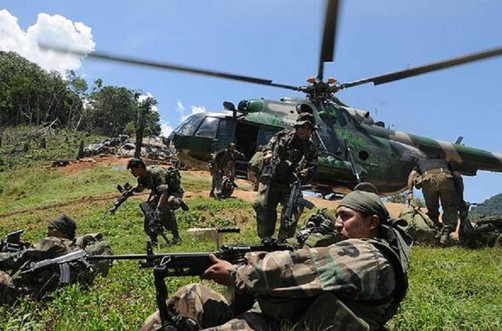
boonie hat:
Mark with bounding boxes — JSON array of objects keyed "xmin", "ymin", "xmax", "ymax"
[{"xmin": 294, "ymin": 113, "xmax": 316, "ymax": 128}]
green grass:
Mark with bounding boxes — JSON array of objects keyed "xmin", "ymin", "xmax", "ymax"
[{"xmin": 1, "ymin": 127, "xmax": 501, "ymax": 329}]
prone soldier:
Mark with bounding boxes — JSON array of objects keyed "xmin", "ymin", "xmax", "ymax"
[{"xmin": 0, "ymin": 215, "xmax": 112, "ymax": 305}]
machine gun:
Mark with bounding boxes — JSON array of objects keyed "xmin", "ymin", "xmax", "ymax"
[
  {"xmin": 140, "ymin": 202, "xmax": 171, "ymax": 245},
  {"xmin": 282, "ymin": 157, "xmax": 315, "ymax": 228},
  {"xmin": 0, "ymin": 229, "xmax": 30, "ymax": 253},
  {"xmin": 100, "ymin": 182, "xmax": 135, "ymax": 221},
  {"xmin": 154, "ymin": 239, "xmax": 294, "ymax": 328}
]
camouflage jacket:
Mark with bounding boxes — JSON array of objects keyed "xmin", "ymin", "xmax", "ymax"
[
  {"xmin": 137, "ymin": 166, "xmax": 183, "ymax": 198},
  {"xmin": 213, "ymin": 149, "xmax": 244, "ymax": 171},
  {"xmin": 263, "ymin": 129, "xmax": 318, "ymax": 185},
  {"xmin": 232, "ymin": 238, "xmax": 405, "ymax": 329}
]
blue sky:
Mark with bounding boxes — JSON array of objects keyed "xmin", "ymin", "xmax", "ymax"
[{"xmin": 1, "ymin": 0, "xmax": 501, "ymax": 204}]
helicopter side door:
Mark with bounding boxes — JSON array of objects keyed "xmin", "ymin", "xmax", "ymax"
[{"xmin": 233, "ymin": 121, "xmax": 282, "ymax": 178}]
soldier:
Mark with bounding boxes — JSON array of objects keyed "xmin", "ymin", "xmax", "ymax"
[
  {"xmin": 209, "ymin": 143, "xmax": 245, "ymax": 199},
  {"xmin": 141, "ymin": 190, "xmax": 412, "ymax": 331},
  {"xmin": 127, "ymin": 158, "xmax": 188, "ymax": 245},
  {"xmin": 407, "ymin": 153, "xmax": 465, "ymax": 246},
  {"xmin": 253, "ymin": 112, "xmax": 318, "ymax": 242},
  {"xmin": 0, "ymin": 215, "xmax": 109, "ymax": 305}
]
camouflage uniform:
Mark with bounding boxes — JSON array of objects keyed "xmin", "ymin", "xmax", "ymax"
[
  {"xmin": 411, "ymin": 158, "xmax": 458, "ymax": 240},
  {"xmin": 137, "ymin": 166, "xmax": 185, "ymax": 242},
  {"xmin": 253, "ymin": 129, "xmax": 317, "ymax": 241},
  {"xmin": 210, "ymin": 147, "xmax": 244, "ymax": 199},
  {"xmin": 141, "ymin": 238, "xmax": 407, "ymax": 331},
  {"xmin": 0, "ymin": 237, "xmax": 79, "ymax": 305},
  {"xmin": 0, "ymin": 233, "xmax": 112, "ymax": 305}
]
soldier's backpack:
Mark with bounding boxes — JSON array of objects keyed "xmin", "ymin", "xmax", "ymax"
[
  {"xmin": 166, "ymin": 167, "xmax": 182, "ymax": 191},
  {"xmin": 75, "ymin": 233, "xmax": 113, "ymax": 276}
]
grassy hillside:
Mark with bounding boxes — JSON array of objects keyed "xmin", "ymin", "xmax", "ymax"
[{"xmin": 1, "ymin": 128, "xmax": 501, "ymax": 330}]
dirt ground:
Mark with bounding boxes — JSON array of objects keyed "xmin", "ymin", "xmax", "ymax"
[
  {"xmin": 59, "ymin": 155, "xmax": 408, "ymax": 215},
  {"xmin": 2, "ymin": 155, "xmax": 408, "ymax": 220}
]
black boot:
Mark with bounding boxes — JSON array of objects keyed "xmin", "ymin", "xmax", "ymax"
[{"xmin": 439, "ymin": 229, "xmax": 451, "ymax": 247}]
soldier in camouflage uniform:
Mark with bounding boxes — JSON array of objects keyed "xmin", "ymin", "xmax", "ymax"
[
  {"xmin": 0, "ymin": 215, "xmax": 105, "ymax": 305},
  {"xmin": 128, "ymin": 158, "xmax": 188, "ymax": 245},
  {"xmin": 253, "ymin": 112, "xmax": 318, "ymax": 242},
  {"xmin": 209, "ymin": 143, "xmax": 245, "ymax": 199},
  {"xmin": 407, "ymin": 154, "xmax": 464, "ymax": 246},
  {"xmin": 141, "ymin": 190, "xmax": 412, "ymax": 331}
]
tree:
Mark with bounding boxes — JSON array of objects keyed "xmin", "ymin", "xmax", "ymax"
[{"xmin": 134, "ymin": 97, "xmax": 158, "ymax": 158}]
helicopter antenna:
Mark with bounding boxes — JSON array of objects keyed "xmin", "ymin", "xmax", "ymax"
[{"xmin": 317, "ymin": 0, "xmax": 339, "ymax": 82}]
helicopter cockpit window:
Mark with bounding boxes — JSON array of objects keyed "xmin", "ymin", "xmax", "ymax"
[
  {"xmin": 176, "ymin": 114, "xmax": 204, "ymax": 136},
  {"xmin": 195, "ymin": 117, "xmax": 219, "ymax": 139}
]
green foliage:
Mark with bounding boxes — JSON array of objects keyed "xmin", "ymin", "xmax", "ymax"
[
  {"xmin": 0, "ymin": 126, "xmax": 106, "ymax": 171},
  {"xmin": 0, "ymin": 51, "xmax": 82, "ymax": 128},
  {"xmin": 470, "ymin": 193, "xmax": 502, "ymax": 217},
  {"xmin": 1, "ymin": 52, "xmax": 161, "ymax": 136}
]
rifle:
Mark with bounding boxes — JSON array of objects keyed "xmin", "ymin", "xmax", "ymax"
[
  {"xmin": 159, "ymin": 240, "xmax": 291, "ymax": 327},
  {"xmin": 100, "ymin": 182, "xmax": 135, "ymax": 221},
  {"xmin": 1, "ymin": 229, "xmax": 30, "ymax": 253},
  {"xmin": 282, "ymin": 157, "xmax": 315, "ymax": 228},
  {"xmin": 18, "ymin": 238, "xmax": 293, "ymax": 326},
  {"xmin": 140, "ymin": 202, "xmax": 171, "ymax": 245}
]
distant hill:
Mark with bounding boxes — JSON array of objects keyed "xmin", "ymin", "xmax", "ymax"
[{"xmin": 470, "ymin": 193, "xmax": 502, "ymax": 217}]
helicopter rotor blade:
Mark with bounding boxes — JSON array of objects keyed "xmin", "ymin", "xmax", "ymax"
[
  {"xmin": 39, "ymin": 43, "xmax": 300, "ymax": 91},
  {"xmin": 317, "ymin": 0, "xmax": 340, "ymax": 82},
  {"xmin": 340, "ymin": 47, "xmax": 502, "ymax": 89}
]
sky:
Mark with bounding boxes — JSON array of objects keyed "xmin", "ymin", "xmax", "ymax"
[{"xmin": 1, "ymin": 0, "xmax": 501, "ymax": 204}]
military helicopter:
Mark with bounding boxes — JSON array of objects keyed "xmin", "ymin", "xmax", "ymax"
[{"xmin": 43, "ymin": 0, "xmax": 502, "ymax": 196}]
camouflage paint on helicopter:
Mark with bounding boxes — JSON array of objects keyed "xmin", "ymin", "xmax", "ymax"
[{"xmin": 169, "ymin": 97, "xmax": 502, "ymax": 196}]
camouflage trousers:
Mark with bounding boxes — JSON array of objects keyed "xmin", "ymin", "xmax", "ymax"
[
  {"xmin": 211, "ymin": 170, "xmax": 224, "ymax": 197},
  {"xmin": 252, "ymin": 182, "xmax": 303, "ymax": 241},
  {"xmin": 141, "ymin": 284, "xmax": 372, "ymax": 331},
  {"xmin": 421, "ymin": 173, "xmax": 458, "ymax": 233},
  {"xmin": 140, "ymin": 284, "xmax": 277, "ymax": 331},
  {"xmin": 144, "ymin": 198, "xmax": 181, "ymax": 242}
]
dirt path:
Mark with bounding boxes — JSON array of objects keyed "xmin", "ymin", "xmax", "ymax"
[{"xmin": 1, "ymin": 155, "xmax": 407, "ymax": 219}]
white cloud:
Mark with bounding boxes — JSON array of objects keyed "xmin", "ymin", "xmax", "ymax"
[
  {"xmin": 0, "ymin": 9, "xmax": 95, "ymax": 75},
  {"xmin": 191, "ymin": 105, "xmax": 206, "ymax": 114},
  {"xmin": 138, "ymin": 92, "xmax": 159, "ymax": 112},
  {"xmin": 176, "ymin": 99, "xmax": 206, "ymax": 121},
  {"xmin": 161, "ymin": 122, "xmax": 173, "ymax": 137}
]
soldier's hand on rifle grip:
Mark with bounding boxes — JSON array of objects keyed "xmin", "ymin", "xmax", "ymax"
[{"xmin": 201, "ymin": 254, "xmax": 234, "ymax": 286}]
